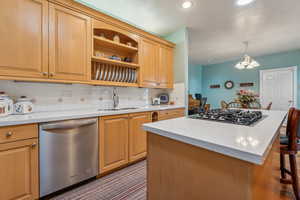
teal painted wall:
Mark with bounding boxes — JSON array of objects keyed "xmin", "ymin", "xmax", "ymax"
[
  {"xmin": 164, "ymin": 28, "xmax": 189, "ymax": 108},
  {"xmin": 189, "ymin": 64, "xmax": 203, "ymax": 95},
  {"xmin": 75, "ymin": 0, "xmax": 160, "ymax": 36},
  {"xmin": 201, "ymin": 49, "xmax": 300, "ymax": 109},
  {"xmin": 164, "ymin": 28, "xmax": 189, "ymax": 84}
]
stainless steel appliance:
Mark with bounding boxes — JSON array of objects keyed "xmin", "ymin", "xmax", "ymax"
[
  {"xmin": 158, "ymin": 93, "xmax": 169, "ymax": 104},
  {"xmin": 39, "ymin": 118, "xmax": 98, "ymax": 197}
]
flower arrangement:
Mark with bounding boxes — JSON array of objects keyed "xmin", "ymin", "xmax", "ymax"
[{"xmin": 236, "ymin": 90, "xmax": 259, "ymax": 108}]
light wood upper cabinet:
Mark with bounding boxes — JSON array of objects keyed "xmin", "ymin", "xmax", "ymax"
[
  {"xmin": 0, "ymin": 0, "xmax": 174, "ymax": 86},
  {"xmin": 139, "ymin": 39, "xmax": 159, "ymax": 87},
  {"xmin": 99, "ymin": 115, "xmax": 129, "ymax": 174},
  {"xmin": 0, "ymin": 0, "xmax": 48, "ymax": 78},
  {"xmin": 49, "ymin": 3, "xmax": 91, "ymax": 81},
  {"xmin": 140, "ymin": 38, "xmax": 174, "ymax": 88},
  {"xmin": 158, "ymin": 45, "xmax": 174, "ymax": 88},
  {"xmin": 0, "ymin": 139, "xmax": 39, "ymax": 200},
  {"xmin": 129, "ymin": 112, "xmax": 151, "ymax": 162}
]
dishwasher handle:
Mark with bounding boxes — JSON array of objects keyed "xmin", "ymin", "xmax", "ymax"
[{"xmin": 40, "ymin": 118, "xmax": 98, "ymax": 130}]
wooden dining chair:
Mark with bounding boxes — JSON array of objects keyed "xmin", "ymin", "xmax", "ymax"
[
  {"xmin": 265, "ymin": 102, "xmax": 272, "ymax": 110},
  {"xmin": 227, "ymin": 101, "xmax": 242, "ymax": 109},
  {"xmin": 248, "ymin": 101, "xmax": 262, "ymax": 109},
  {"xmin": 220, "ymin": 100, "xmax": 228, "ymax": 109},
  {"xmin": 280, "ymin": 107, "xmax": 300, "ymax": 200},
  {"xmin": 204, "ymin": 104, "xmax": 211, "ymax": 112}
]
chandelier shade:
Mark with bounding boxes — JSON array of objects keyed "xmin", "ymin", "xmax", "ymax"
[
  {"xmin": 235, "ymin": 55, "xmax": 260, "ymax": 70},
  {"xmin": 235, "ymin": 42, "xmax": 260, "ymax": 70}
]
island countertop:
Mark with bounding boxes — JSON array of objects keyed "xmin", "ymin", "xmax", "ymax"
[{"xmin": 143, "ymin": 110, "xmax": 287, "ymax": 165}]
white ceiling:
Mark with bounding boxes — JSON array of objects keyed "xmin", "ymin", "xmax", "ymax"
[{"xmin": 79, "ymin": 0, "xmax": 300, "ymax": 65}]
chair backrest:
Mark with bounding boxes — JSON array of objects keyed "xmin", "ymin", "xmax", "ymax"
[
  {"xmin": 195, "ymin": 93, "xmax": 202, "ymax": 100},
  {"xmin": 220, "ymin": 100, "xmax": 228, "ymax": 109},
  {"xmin": 287, "ymin": 108, "xmax": 300, "ymax": 152},
  {"xmin": 286, "ymin": 107, "xmax": 296, "ymax": 136},
  {"xmin": 249, "ymin": 101, "xmax": 262, "ymax": 109},
  {"xmin": 227, "ymin": 101, "xmax": 242, "ymax": 109},
  {"xmin": 199, "ymin": 97, "xmax": 207, "ymax": 112},
  {"xmin": 265, "ymin": 102, "xmax": 272, "ymax": 110},
  {"xmin": 204, "ymin": 104, "xmax": 211, "ymax": 112}
]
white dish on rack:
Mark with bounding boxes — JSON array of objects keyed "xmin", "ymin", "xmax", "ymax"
[
  {"xmin": 133, "ymin": 70, "xmax": 137, "ymax": 83},
  {"xmin": 130, "ymin": 68, "xmax": 134, "ymax": 83},
  {"xmin": 128, "ymin": 68, "xmax": 132, "ymax": 83},
  {"xmin": 116, "ymin": 66, "xmax": 121, "ymax": 82},
  {"xmin": 94, "ymin": 63, "xmax": 99, "ymax": 80},
  {"xmin": 107, "ymin": 65, "xmax": 112, "ymax": 81},
  {"xmin": 120, "ymin": 68, "xmax": 125, "ymax": 82},
  {"xmin": 99, "ymin": 64, "xmax": 104, "ymax": 80},
  {"xmin": 123, "ymin": 68, "xmax": 127, "ymax": 82},
  {"xmin": 111, "ymin": 65, "xmax": 115, "ymax": 81},
  {"xmin": 125, "ymin": 68, "xmax": 129, "ymax": 82},
  {"xmin": 103, "ymin": 65, "xmax": 108, "ymax": 81}
]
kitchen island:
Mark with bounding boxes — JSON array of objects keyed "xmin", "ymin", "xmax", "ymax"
[{"xmin": 143, "ymin": 110, "xmax": 286, "ymax": 200}]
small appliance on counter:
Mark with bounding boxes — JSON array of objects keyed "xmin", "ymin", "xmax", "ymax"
[
  {"xmin": 14, "ymin": 96, "xmax": 34, "ymax": 114},
  {"xmin": 0, "ymin": 91, "xmax": 14, "ymax": 117},
  {"xmin": 158, "ymin": 93, "xmax": 169, "ymax": 104},
  {"xmin": 152, "ymin": 98, "xmax": 160, "ymax": 105}
]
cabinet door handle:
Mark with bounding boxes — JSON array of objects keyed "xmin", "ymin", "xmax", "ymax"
[
  {"xmin": 49, "ymin": 72, "xmax": 55, "ymax": 77},
  {"xmin": 31, "ymin": 143, "xmax": 37, "ymax": 148},
  {"xmin": 42, "ymin": 72, "xmax": 48, "ymax": 76},
  {"xmin": 6, "ymin": 131, "xmax": 13, "ymax": 137}
]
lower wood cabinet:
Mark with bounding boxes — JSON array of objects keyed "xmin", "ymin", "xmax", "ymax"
[
  {"xmin": 0, "ymin": 138, "xmax": 39, "ymax": 200},
  {"xmin": 159, "ymin": 108, "xmax": 185, "ymax": 121},
  {"xmin": 99, "ymin": 112, "xmax": 151, "ymax": 174},
  {"xmin": 99, "ymin": 115, "xmax": 129, "ymax": 174},
  {"xmin": 99, "ymin": 109, "xmax": 184, "ymax": 174},
  {"xmin": 129, "ymin": 112, "xmax": 151, "ymax": 162}
]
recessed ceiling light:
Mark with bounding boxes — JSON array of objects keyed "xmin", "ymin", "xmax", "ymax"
[
  {"xmin": 182, "ymin": 1, "xmax": 193, "ymax": 9},
  {"xmin": 236, "ymin": 0, "xmax": 255, "ymax": 6}
]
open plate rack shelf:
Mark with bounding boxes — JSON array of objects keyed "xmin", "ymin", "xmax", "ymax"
[{"xmin": 92, "ymin": 27, "xmax": 139, "ymax": 87}]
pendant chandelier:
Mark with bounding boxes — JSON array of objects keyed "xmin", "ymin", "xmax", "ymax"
[{"xmin": 235, "ymin": 41, "xmax": 260, "ymax": 70}]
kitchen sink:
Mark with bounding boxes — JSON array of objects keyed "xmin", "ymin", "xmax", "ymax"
[{"xmin": 98, "ymin": 107, "xmax": 139, "ymax": 111}]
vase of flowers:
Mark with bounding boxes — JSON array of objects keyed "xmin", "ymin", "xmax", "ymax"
[{"xmin": 236, "ymin": 90, "xmax": 259, "ymax": 108}]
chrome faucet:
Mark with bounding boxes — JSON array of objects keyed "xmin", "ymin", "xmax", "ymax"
[{"xmin": 112, "ymin": 87, "xmax": 119, "ymax": 109}]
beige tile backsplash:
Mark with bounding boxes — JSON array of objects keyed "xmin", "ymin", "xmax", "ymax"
[{"xmin": 0, "ymin": 80, "xmax": 181, "ymax": 112}]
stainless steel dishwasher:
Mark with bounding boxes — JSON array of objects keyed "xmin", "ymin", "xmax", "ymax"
[{"xmin": 39, "ymin": 118, "xmax": 98, "ymax": 197}]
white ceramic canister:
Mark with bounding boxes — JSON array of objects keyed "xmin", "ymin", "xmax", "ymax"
[
  {"xmin": 14, "ymin": 96, "xmax": 34, "ymax": 115},
  {"xmin": 0, "ymin": 99, "xmax": 9, "ymax": 117},
  {"xmin": 0, "ymin": 91, "xmax": 14, "ymax": 115}
]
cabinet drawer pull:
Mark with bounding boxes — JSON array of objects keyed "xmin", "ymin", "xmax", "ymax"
[
  {"xmin": 42, "ymin": 72, "xmax": 48, "ymax": 76},
  {"xmin": 31, "ymin": 143, "xmax": 37, "ymax": 148},
  {"xmin": 50, "ymin": 72, "xmax": 55, "ymax": 77},
  {"xmin": 6, "ymin": 131, "xmax": 13, "ymax": 137}
]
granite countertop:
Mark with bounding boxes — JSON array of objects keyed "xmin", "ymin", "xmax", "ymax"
[
  {"xmin": 0, "ymin": 105, "xmax": 185, "ymax": 127},
  {"xmin": 143, "ymin": 110, "xmax": 286, "ymax": 165}
]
